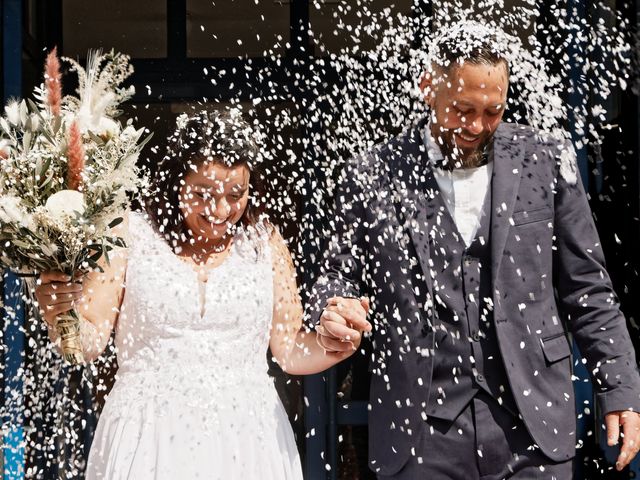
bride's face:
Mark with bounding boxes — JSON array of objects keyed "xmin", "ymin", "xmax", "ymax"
[{"xmin": 179, "ymin": 160, "xmax": 250, "ymax": 241}]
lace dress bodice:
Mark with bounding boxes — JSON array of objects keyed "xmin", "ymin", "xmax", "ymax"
[
  {"xmin": 108, "ymin": 211, "xmax": 276, "ymax": 417},
  {"xmin": 86, "ymin": 213, "xmax": 302, "ymax": 479}
]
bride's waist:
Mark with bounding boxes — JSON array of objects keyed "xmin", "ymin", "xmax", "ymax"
[
  {"xmin": 114, "ymin": 333, "xmax": 269, "ymax": 363},
  {"xmin": 116, "ymin": 363, "xmax": 271, "ymax": 384},
  {"xmin": 116, "ymin": 338, "xmax": 268, "ymax": 372},
  {"xmin": 103, "ymin": 368, "xmax": 281, "ymax": 420}
]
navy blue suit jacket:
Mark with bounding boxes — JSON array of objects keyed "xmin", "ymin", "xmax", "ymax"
[{"xmin": 309, "ymin": 120, "xmax": 640, "ymax": 476}]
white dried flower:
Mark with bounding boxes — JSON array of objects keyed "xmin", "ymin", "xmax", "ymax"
[
  {"xmin": 44, "ymin": 189, "xmax": 86, "ymax": 220},
  {"xmin": 95, "ymin": 116, "xmax": 120, "ymax": 138},
  {"xmin": 0, "ymin": 195, "xmax": 27, "ymax": 224},
  {"xmin": 121, "ymin": 125, "xmax": 140, "ymax": 141},
  {"xmin": 29, "ymin": 113, "xmax": 40, "ymax": 131},
  {"xmin": 0, "ymin": 139, "xmax": 10, "ymax": 157},
  {"xmin": 4, "ymin": 101, "xmax": 21, "ymax": 126}
]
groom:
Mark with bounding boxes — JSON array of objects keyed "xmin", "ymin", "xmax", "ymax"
[{"xmin": 310, "ymin": 23, "xmax": 640, "ymax": 479}]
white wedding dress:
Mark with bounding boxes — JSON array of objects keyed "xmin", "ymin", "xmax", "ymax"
[{"xmin": 86, "ymin": 212, "xmax": 302, "ymax": 480}]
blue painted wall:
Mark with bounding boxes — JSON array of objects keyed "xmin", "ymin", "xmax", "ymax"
[{"xmin": 2, "ymin": 1, "xmax": 25, "ymax": 479}]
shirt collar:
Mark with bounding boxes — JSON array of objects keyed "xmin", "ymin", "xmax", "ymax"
[{"xmin": 422, "ymin": 121, "xmax": 444, "ymax": 166}]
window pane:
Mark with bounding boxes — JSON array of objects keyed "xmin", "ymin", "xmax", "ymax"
[
  {"xmin": 431, "ymin": 0, "xmax": 538, "ymax": 46},
  {"xmin": 310, "ymin": 0, "xmax": 413, "ymax": 56},
  {"xmin": 62, "ymin": 1, "xmax": 167, "ymax": 58},
  {"xmin": 26, "ymin": 0, "xmax": 38, "ymax": 38},
  {"xmin": 186, "ymin": 0, "xmax": 290, "ymax": 58}
]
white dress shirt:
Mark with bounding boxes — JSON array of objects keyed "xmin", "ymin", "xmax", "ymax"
[{"xmin": 423, "ymin": 125, "xmax": 493, "ymax": 247}]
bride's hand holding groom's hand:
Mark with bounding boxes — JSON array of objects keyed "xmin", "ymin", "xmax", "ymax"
[{"xmin": 316, "ymin": 296, "xmax": 372, "ymax": 353}]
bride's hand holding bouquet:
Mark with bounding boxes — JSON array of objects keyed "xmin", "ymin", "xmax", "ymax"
[{"xmin": 0, "ymin": 48, "xmax": 149, "ymax": 364}]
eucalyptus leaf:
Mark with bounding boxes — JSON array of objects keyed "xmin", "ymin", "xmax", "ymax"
[
  {"xmin": 23, "ymin": 131, "xmax": 32, "ymax": 150},
  {"xmin": 40, "ymin": 169, "xmax": 55, "ymax": 189},
  {"xmin": 12, "ymin": 239, "xmax": 32, "ymax": 249},
  {"xmin": 108, "ymin": 217, "xmax": 123, "ymax": 229},
  {"xmin": 138, "ymin": 131, "xmax": 154, "ymax": 151},
  {"xmin": 37, "ymin": 157, "xmax": 52, "ymax": 187},
  {"xmin": 86, "ymin": 258, "xmax": 103, "ymax": 272},
  {"xmin": 103, "ymin": 246, "xmax": 111, "ymax": 266},
  {"xmin": 19, "ymin": 101, "xmax": 28, "ymax": 125},
  {"xmin": 26, "ymin": 99, "xmax": 39, "ymax": 114},
  {"xmin": 0, "ymin": 117, "xmax": 11, "ymax": 135},
  {"xmin": 87, "ymin": 131, "xmax": 105, "ymax": 146},
  {"xmin": 88, "ymin": 249, "xmax": 103, "ymax": 261}
]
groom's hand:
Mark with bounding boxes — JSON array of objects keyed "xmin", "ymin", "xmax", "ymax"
[
  {"xmin": 606, "ymin": 410, "xmax": 640, "ymax": 471},
  {"xmin": 316, "ymin": 296, "xmax": 372, "ymax": 353}
]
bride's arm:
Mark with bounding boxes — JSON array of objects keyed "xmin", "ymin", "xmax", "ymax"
[
  {"xmin": 268, "ymin": 228, "xmax": 354, "ymax": 375},
  {"xmin": 75, "ymin": 243, "xmax": 127, "ymax": 362},
  {"xmin": 38, "ymin": 214, "xmax": 128, "ymax": 362}
]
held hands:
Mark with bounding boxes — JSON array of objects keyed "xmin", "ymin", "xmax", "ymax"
[
  {"xmin": 34, "ymin": 271, "xmax": 84, "ymax": 326},
  {"xmin": 316, "ymin": 296, "xmax": 372, "ymax": 353},
  {"xmin": 606, "ymin": 410, "xmax": 640, "ymax": 471}
]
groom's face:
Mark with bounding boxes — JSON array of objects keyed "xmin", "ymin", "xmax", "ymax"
[{"xmin": 421, "ymin": 61, "xmax": 508, "ymax": 168}]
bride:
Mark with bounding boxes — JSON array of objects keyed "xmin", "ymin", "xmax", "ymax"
[{"xmin": 34, "ymin": 110, "xmax": 370, "ymax": 479}]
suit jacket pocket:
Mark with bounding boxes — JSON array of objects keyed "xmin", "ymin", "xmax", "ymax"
[
  {"xmin": 512, "ymin": 206, "xmax": 552, "ymax": 226},
  {"xmin": 540, "ymin": 332, "xmax": 572, "ymax": 363}
]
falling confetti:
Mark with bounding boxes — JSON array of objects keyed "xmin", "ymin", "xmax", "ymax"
[{"xmin": 2, "ymin": 1, "xmax": 639, "ymax": 478}]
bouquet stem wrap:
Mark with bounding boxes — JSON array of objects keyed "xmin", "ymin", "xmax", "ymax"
[{"xmin": 55, "ymin": 309, "xmax": 84, "ymax": 365}]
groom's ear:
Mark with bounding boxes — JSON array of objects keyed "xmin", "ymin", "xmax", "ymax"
[{"xmin": 419, "ymin": 72, "xmax": 436, "ymax": 108}]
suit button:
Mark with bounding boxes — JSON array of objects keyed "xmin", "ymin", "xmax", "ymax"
[
  {"xmin": 477, "ymin": 374, "xmax": 485, "ymax": 382},
  {"xmin": 463, "ymin": 256, "xmax": 472, "ymax": 267},
  {"xmin": 471, "ymin": 331, "xmax": 480, "ymax": 342}
]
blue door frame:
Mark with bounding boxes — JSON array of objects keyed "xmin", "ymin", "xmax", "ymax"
[{"xmin": 1, "ymin": 1, "xmax": 26, "ymax": 479}]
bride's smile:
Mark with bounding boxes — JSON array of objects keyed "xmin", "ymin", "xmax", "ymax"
[{"xmin": 179, "ymin": 161, "xmax": 250, "ymax": 246}]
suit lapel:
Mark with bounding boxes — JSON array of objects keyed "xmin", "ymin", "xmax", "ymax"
[
  {"xmin": 388, "ymin": 121, "xmax": 459, "ymax": 325},
  {"xmin": 388, "ymin": 121, "xmax": 525, "ymax": 327},
  {"xmin": 388, "ymin": 121, "xmax": 433, "ymax": 291},
  {"xmin": 406, "ymin": 170, "xmax": 437, "ymax": 292},
  {"xmin": 490, "ymin": 124, "xmax": 525, "ymax": 288}
]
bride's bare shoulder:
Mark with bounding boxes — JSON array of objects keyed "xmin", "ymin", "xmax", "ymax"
[{"xmin": 265, "ymin": 223, "xmax": 296, "ymax": 274}]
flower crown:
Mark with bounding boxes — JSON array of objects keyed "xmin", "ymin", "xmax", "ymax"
[{"xmin": 165, "ymin": 108, "xmax": 263, "ymax": 169}]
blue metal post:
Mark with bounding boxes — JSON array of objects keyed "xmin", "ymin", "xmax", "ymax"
[
  {"xmin": 2, "ymin": 276, "xmax": 25, "ymax": 480},
  {"xmin": 567, "ymin": 0, "xmax": 589, "ymax": 189},
  {"xmin": 2, "ymin": 0, "xmax": 25, "ymax": 478},
  {"xmin": 304, "ymin": 373, "xmax": 329, "ymax": 479},
  {"xmin": 326, "ymin": 368, "xmax": 337, "ymax": 480},
  {"xmin": 568, "ymin": 1, "xmax": 640, "ymax": 477},
  {"xmin": 566, "ymin": 2, "xmax": 595, "ymax": 478},
  {"xmin": 634, "ymin": 2, "xmax": 640, "ymax": 475}
]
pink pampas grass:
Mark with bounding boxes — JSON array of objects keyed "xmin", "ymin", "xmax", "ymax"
[
  {"xmin": 45, "ymin": 47, "xmax": 62, "ymax": 116},
  {"xmin": 66, "ymin": 121, "xmax": 84, "ymax": 191}
]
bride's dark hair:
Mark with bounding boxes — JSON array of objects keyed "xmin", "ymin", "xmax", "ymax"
[{"xmin": 144, "ymin": 109, "xmax": 267, "ymax": 248}]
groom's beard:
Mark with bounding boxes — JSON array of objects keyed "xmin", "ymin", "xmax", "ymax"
[{"xmin": 437, "ymin": 129, "xmax": 495, "ymax": 171}]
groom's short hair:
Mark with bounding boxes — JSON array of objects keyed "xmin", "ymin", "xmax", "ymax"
[{"xmin": 434, "ymin": 24, "xmax": 510, "ymax": 76}]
